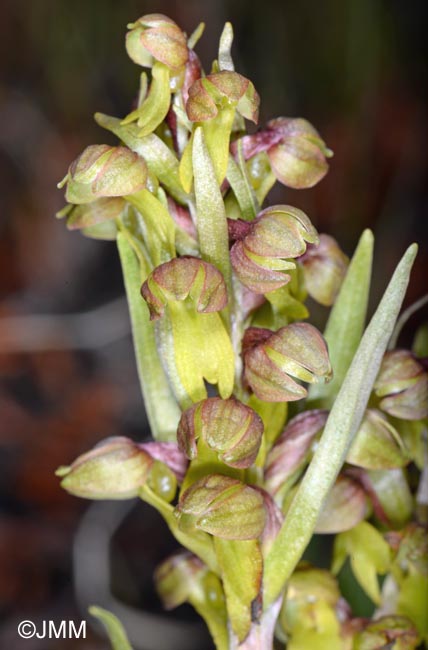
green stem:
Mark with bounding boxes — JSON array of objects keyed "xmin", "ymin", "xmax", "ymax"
[
  {"xmin": 264, "ymin": 243, "xmax": 418, "ymax": 607},
  {"xmin": 117, "ymin": 232, "xmax": 181, "ymax": 441}
]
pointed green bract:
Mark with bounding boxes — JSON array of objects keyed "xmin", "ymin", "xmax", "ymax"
[
  {"xmin": 117, "ymin": 232, "xmax": 180, "ymax": 441},
  {"xmin": 264, "ymin": 243, "xmax": 417, "ymax": 606},
  {"xmin": 308, "ymin": 229, "xmax": 374, "ymax": 408},
  {"xmin": 215, "ymin": 538, "xmax": 263, "ymax": 643},
  {"xmin": 192, "ymin": 127, "xmax": 232, "ymax": 305},
  {"xmin": 89, "ymin": 606, "xmax": 133, "ymax": 650}
]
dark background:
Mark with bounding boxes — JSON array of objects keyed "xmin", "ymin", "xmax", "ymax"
[{"xmin": 0, "ymin": 1, "xmax": 427, "ymax": 648}]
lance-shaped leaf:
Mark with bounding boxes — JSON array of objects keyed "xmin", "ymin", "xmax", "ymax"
[
  {"xmin": 192, "ymin": 127, "xmax": 233, "ymax": 295},
  {"xmin": 177, "ymin": 397, "xmax": 263, "ymax": 469},
  {"xmin": 175, "ymin": 474, "xmax": 266, "ymax": 540},
  {"xmin": 265, "ymin": 410, "xmax": 328, "ymax": 497},
  {"xmin": 121, "ymin": 61, "xmax": 172, "ymax": 137},
  {"xmin": 243, "ymin": 323, "xmax": 332, "ymax": 402},
  {"xmin": 353, "ymin": 616, "xmax": 419, "ymax": 650},
  {"xmin": 155, "ymin": 551, "xmax": 228, "ymax": 650},
  {"xmin": 141, "ymin": 257, "xmax": 228, "ymax": 320},
  {"xmin": 264, "ymin": 243, "xmax": 417, "ymax": 607},
  {"xmin": 374, "ymin": 350, "xmax": 428, "ymax": 420},
  {"xmin": 308, "ymin": 229, "xmax": 374, "ymax": 408},
  {"xmin": 58, "ymin": 145, "xmax": 147, "ymax": 205},
  {"xmin": 126, "ymin": 14, "xmax": 188, "ymax": 70},
  {"xmin": 89, "ymin": 607, "xmax": 133, "ymax": 650},
  {"xmin": 56, "ymin": 436, "xmax": 179, "ymax": 502},
  {"xmin": 332, "ymin": 521, "xmax": 391, "ymax": 604},
  {"xmin": 266, "ymin": 117, "xmax": 332, "ymax": 189},
  {"xmin": 299, "ymin": 234, "xmax": 349, "ymax": 306},
  {"xmin": 314, "ymin": 475, "xmax": 368, "ymax": 533},
  {"xmin": 346, "ymin": 409, "xmax": 409, "ymax": 469},
  {"xmin": 64, "ymin": 197, "xmax": 126, "ymax": 230},
  {"xmin": 230, "ymin": 206, "xmax": 318, "ymax": 294}
]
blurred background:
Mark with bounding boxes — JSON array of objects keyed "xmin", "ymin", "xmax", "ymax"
[{"xmin": 0, "ymin": 0, "xmax": 427, "ymax": 648}]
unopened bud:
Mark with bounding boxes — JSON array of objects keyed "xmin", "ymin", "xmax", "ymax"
[
  {"xmin": 299, "ymin": 234, "xmax": 349, "ymax": 306},
  {"xmin": 230, "ymin": 205, "xmax": 318, "ymax": 294},
  {"xmin": 374, "ymin": 350, "xmax": 428, "ymax": 421},
  {"xmin": 175, "ymin": 474, "xmax": 266, "ymax": 540},
  {"xmin": 56, "ymin": 437, "xmax": 154, "ymax": 499},
  {"xmin": 243, "ymin": 323, "xmax": 332, "ymax": 402},
  {"xmin": 315, "ymin": 475, "xmax": 368, "ymax": 534},
  {"xmin": 141, "ymin": 256, "xmax": 228, "ymax": 320},
  {"xmin": 265, "ymin": 410, "xmax": 328, "ymax": 496},
  {"xmin": 266, "ymin": 118, "xmax": 333, "ymax": 189},
  {"xmin": 177, "ymin": 397, "xmax": 263, "ymax": 468},
  {"xmin": 126, "ymin": 14, "xmax": 188, "ymax": 70},
  {"xmin": 353, "ymin": 616, "xmax": 419, "ymax": 650},
  {"xmin": 347, "ymin": 409, "xmax": 408, "ymax": 470},
  {"xmin": 57, "ymin": 437, "xmax": 184, "ymax": 501},
  {"xmin": 58, "ymin": 145, "xmax": 147, "ymax": 205},
  {"xmin": 186, "ymin": 71, "xmax": 259, "ymax": 123}
]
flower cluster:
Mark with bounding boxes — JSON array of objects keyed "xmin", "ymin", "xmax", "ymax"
[{"xmin": 56, "ymin": 13, "xmax": 427, "ymax": 650}]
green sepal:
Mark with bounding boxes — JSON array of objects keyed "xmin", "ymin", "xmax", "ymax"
[
  {"xmin": 332, "ymin": 521, "xmax": 391, "ymax": 604},
  {"xmin": 214, "ymin": 538, "xmax": 263, "ymax": 643},
  {"xmin": 89, "ymin": 606, "xmax": 133, "ymax": 650},
  {"xmin": 126, "ymin": 189, "xmax": 176, "ymax": 265},
  {"xmin": 121, "ymin": 61, "xmax": 171, "ymax": 137}
]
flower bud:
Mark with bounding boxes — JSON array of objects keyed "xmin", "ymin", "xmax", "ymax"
[
  {"xmin": 346, "ymin": 409, "xmax": 408, "ymax": 470},
  {"xmin": 56, "ymin": 437, "xmax": 185, "ymax": 501},
  {"xmin": 155, "ymin": 551, "xmax": 206, "ymax": 609},
  {"xmin": 299, "ymin": 234, "xmax": 349, "ymax": 306},
  {"xmin": 58, "ymin": 145, "xmax": 147, "ymax": 205},
  {"xmin": 177, "ymin": 397, "xmax": 263, "ymax": 469},
  {"xmin": 353, "ymin": 616, "xmax": 419, "ymax": 650},
  {"xmin": 141, "ymin": 257, "xmax": 228, "ymax": 320},
  {"xmin": 56, "ymin": 437, "xmax": 154, "ymax": 499},
  {"xmin": 126, "ymin": 14, "xmax": 188, "ymax": 70},
  {"xmin": 243, "ymin": 323, "xmax": 332, "ymax": 402},
  {"xmin": 315, "ymin": 475, "xmax": 368, "ymax": 533},
  {"xmin": 266, "ymin": 118, "xmax": 333, "ymax": 189},
  {"xmin": 65, "ymin": 197, "xmax": 126, "ymax": 230},
  {"xmin": 175, "ymin": 474, "xmax": 266, "ymax": 540},
  {"xmin": 265, "ymin": 410, "xmax": 328, "ymax": 496},
  {"xmin": 374, "ymin": 350, "xmax": 428, "ymax": 420},
  {"xmin": 230, "ymin": 205, "xmax": 318, "ymax": 294},
  {"xmin": 186, "ymin": 71, "xmax": 259, "ymax": 123}
]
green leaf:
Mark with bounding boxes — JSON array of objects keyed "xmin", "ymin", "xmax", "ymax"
[
  {"xmin": 89, "ymin": 606, "xmax": 133, "ymax": 650},
  {"xmin": 332, "ymin": 522, "xmax": 391, "ymax": 604},
  {"xmin": 192, "ymin": 127, "xmax": 232, "ymax": 307},
  {"xmin": 226, "ymin": 154, "xmax": 258, "ymax": 221},
  {"xmin": 117, "ymin": 232, "xmax": 180, "ymax": 441},
  {"xmin": 214, "ymin": 538, "xmax": 262, "ymax": 642},
  {"xmin": 94, "ymin": 113, "xmax": 187, "ymax": 203},
  {"xmin": 264, "ymin": 242, "xmax": 417, "ymax": 606},
  {"xmin": 308, "ymin": 229, "xmax": 374, "ymax": 407},
  {"xmin": 397, "ymin": 573, "xmax": 428, "ymax": 640}
]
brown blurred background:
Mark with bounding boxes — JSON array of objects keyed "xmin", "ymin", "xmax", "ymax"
[{"xmin": 0, "ymin": 1, "xmax": 427, "ymax": 648}]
